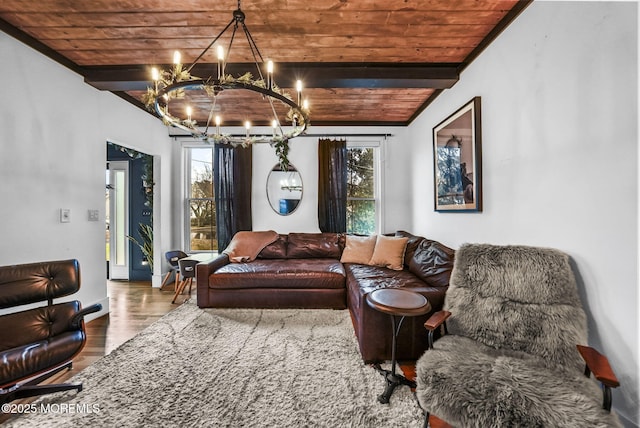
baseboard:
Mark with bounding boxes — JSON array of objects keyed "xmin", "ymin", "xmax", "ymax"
[
  {"xmin": 151, "ymin": 273, "xmax": 163, "ymax": 288},
  {"xmin": 617, "ymin": 411, "xmax": 638, "ymax": 428}
]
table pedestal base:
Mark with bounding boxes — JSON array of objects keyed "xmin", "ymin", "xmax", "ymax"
[{"xmin": 372, "ymin": 363, "xmax": 416, "ymax": 404}]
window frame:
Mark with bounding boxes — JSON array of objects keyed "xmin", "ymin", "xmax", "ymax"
[{"xmin": 184, "ymin": 145, "xmax": 217, "ymax": 253}]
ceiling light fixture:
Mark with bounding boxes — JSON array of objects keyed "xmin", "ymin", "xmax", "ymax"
[{"xmin": 143, "ymin": 0, "xmax": 310, "ymax": 168}]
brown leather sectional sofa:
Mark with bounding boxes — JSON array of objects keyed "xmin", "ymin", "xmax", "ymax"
[{"xmin": 196, "ymin": 231, "xmax": 455, "ymax": 363}]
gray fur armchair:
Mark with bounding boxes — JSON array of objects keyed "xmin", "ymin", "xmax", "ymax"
[{"xmin": 415, "ymin": 244, "xmax": 621, "ymax": 427}]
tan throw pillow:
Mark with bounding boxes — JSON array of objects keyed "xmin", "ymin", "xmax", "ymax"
[
  {"xmin": 368, "ymin": 235, "xmax": 409, "ymax": 270},
  {"xmin": 340, "ymin": 235, "xmax": 377, "ymax": 264}
]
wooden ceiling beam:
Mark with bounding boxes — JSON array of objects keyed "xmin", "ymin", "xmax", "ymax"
[{"xmin": 83, "ymin": 62, "xmax": 459, "ymax": 92}]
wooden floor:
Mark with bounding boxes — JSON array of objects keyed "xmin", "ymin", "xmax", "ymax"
[
  {"xmin": 67, "ymin": 279, "xmax": 185, "ymax": 372},
  {"xmin": 2, "ymin": 280, "xmax": 451, "ymax": 426}
]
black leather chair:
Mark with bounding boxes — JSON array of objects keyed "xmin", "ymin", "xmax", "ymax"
[
  {"xmin": 160, "ymin": 250, "xmax": 188, "ymax": 291},
  {"xmin": 172, "ymin": 258, "xmax": 198, "ymax": 304},
  {"xmin": 0, "ymin": 259, "xmax": 101, "ymax": 404}
]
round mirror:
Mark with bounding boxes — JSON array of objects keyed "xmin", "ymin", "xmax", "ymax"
[{"xmin": 266, "ymin": 164, "xmax": 303, "ymax": 215}]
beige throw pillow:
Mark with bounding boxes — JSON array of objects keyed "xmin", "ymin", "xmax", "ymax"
[
  {"xmin": 340, "ymin": 235, "xmax": 377, "ymax": 264},
  {"xmin": 368, "ymin": 235, "xmax": 409, "ymax": 270}
]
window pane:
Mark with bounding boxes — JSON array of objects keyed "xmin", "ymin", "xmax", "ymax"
[
  {"xmin": 347, "ymin": 148, "xmax": 374, "ymax": 198},
  {"xmin": 190, "ymin": 148, "xmax": 213, "ymax": 198},
  {"xmin": 189, "ymin": 199, "xmax": 217, "ymax": 251},
  {"xmin": 347, "ymin": 199, "xmax": 376, "ymax": 235}
]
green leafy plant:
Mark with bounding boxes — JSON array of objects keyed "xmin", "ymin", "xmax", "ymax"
[{"xmin": 127, "ymin": 223, "xmax": 153, "ymax": 271}]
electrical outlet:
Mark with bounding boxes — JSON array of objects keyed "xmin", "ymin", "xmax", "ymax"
[
  {"xmin": 88, "ymin": 209, "xmax": 100, "ymax": 221},
  {"xmin": 60, "ymin": 209, "xmax": 71, "ymax": 223}
]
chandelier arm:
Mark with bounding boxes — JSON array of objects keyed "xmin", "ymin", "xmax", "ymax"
[
  {"xmin": 241, "ymin": 23, "xmax": 266, "ymax": 81},
  {"xmin": 204, "ymin": 96, "xmax": 218, "ymax": 134},
  {"xmin": 264, "ymin": 89, "xmax": 282, "ymax": 131},
  {"xmin": 186, "ymin": 17, "xmax": 236, "ymax": 74},
  {"xmin": 224, "ymin": 21, "xmax": 241, "ymax": 68}
]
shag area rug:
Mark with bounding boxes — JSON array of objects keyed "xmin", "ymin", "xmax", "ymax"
[{"xmin": 6, "ymin": 301, "xmax": 423, "ymax": 427}]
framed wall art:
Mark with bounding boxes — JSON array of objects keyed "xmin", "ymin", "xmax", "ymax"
[{"xmin": 433, "ymin": 97, "xmax": 482, "ymax": 212}]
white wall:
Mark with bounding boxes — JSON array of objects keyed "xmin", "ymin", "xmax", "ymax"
[
  {"xmin": 406, "ymin": 2, "xmax": 638, "ymax": 425},
  {"xmin": 0, "ymin": 32, "xmax": 175, "ymax": 317}
]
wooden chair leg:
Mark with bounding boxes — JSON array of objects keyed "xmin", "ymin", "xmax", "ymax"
[
  {"xmin": 160, "ymin": 271, "xmax": 172, "ymax": 289},
  {"xmin": 187, "ymin": 277, "xmax": 193, "ymax": 294},
  {"xmin": 171, "ymin": 279, "xmax": 187, "ymax": 304}
]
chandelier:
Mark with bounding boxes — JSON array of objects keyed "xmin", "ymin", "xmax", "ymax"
[{"xmin": 143, "ymin": 0, "xmax": 310, "ymax": 167}]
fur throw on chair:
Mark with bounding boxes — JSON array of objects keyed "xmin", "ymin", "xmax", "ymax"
[{"xmin": 415, "ymin": 244, "xmax": 621, "ymax": 427}]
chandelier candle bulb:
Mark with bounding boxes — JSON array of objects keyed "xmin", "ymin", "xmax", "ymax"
[
  {"xmin": 215, "ymin": 115, "xmax": 221, "ymax": 135},
  {"xmin": 151, "ymin": 67, "xmax": 159, "ymax": 91},
  {"xmin": 267, "ymin": 60, "xmax": 274, "ymax": 89},
  {"xmin": 296, "ymin": 80, "xmax": 303, "ymax": 105},
  {"xmin": 245, "ymin": 121, "xmax": 251, "ymax": 138},
  {"xmin": 186, "ymin": 106, "xmax": 192, "ymax": 122},
  {"xmin": 173, "ymin": 51, "xmax": 181, "ymax": 65},
  {"xmin": 217, "ymin": 45, "xmax": 225, "ymax": 79}
]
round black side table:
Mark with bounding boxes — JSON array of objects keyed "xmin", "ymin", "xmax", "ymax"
[{"xmin": 366, "ymin": 288, "xmax": 431, "ymax": 404}]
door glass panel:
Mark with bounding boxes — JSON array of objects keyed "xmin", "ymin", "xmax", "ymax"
[{"xmin": 114, "ymin": 169, "xmax": 126, "ymax": 266}]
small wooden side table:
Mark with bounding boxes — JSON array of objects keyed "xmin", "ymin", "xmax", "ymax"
[{"xmin": 366, "ymin": 288, "xmax": 431, "ymax": 404}]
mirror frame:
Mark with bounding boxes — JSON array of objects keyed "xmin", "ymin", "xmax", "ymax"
[{"xmin": 266, "ymin": 163, "xmax": 303, "ymax": 216}]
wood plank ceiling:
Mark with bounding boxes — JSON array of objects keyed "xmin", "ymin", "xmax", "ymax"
[{"xmin": 0, "ymin": 0, "xmax": 530, "ymax": 127}]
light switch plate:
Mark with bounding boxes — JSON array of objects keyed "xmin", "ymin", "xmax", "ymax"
[
  {"xmin": 88, "ymin": 209, "xmax": 100, "ymax": 221},
  {"xmin": 60, "ymin": 208, "xmax": 71, "ymax": 223}
]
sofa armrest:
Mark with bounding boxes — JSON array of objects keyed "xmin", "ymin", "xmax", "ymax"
[
  {"xmin": 196, "ymin": 254, "xmax": 230, "ymax": 307},
  {"xmin": 197, "ymin": 253, "xmax": 230, "ymax": 276},
  {"xmin": 424, "ymin": 310, "xmax": 451, "ymax": 349},
  {"xmin": 576, "ymin": 345, "xmax": 619, "ymax": 411}
]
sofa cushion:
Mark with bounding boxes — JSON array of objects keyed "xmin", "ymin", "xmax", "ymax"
[
  {"xmin": 257, "ymin": 234, "xmax": 288, "ymax": 259},
  {"xmin": 287, "ymin": 233, "xmax": 342, "ymax": 258},
  {"xmin": 340, "ymin": 235, "xmax": 377, "ymax": 264},
  {"xmin": 395, "ymin": 230, "xmax": 425, "ymax": 268},
  {"xmin": 409, "ymin": 239, "xmax": 455, "ymax": 287},
  {"xmin": 211, "ymin": 259, "xmax": 345, "ymax": 290},
  {"xmin": 368, "ymin": 235, "xmax": 409, "ymax": 271}
]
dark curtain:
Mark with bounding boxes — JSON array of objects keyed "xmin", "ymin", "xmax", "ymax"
[
  {"xmin": 214, "ymin": 143, "xmax": 253, "ymax": 251},
  {"xmin": 318, "ymin": 138, "xmax": 347, "ymax": 233}
]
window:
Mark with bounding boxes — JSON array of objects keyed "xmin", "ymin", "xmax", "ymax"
[
  {"xmin": 186, "ymin": 147, "xmax": 217, "ymax": 252},
  {"xmin": 347, "ymin": 143, "xmax": 380, "ymax": 235}
]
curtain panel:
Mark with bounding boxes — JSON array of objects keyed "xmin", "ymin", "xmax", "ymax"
[
  {"xmin": 318, "ymin": 138, "xmax": 347, "ymax": 233},
  {"xmin": 214, "ymin": 144, "xmax": 253, "ymax": 251}
]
